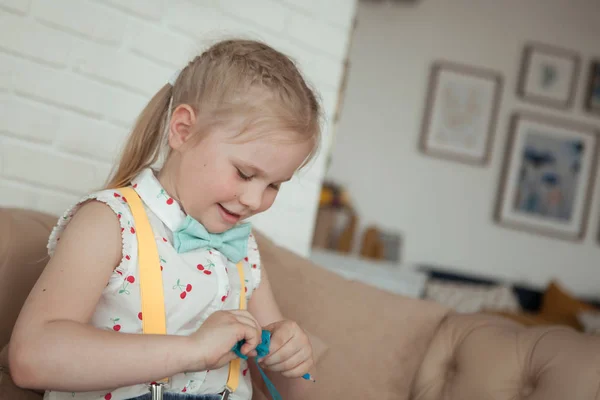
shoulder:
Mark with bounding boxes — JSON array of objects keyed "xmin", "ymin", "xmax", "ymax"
[
  {"xmin": 49, "ymin": 200, "xmax": 123, "ymax": 271},
  {"xmin": 47, "ymin": 189, "xmax": 135, "ymax": 263}
]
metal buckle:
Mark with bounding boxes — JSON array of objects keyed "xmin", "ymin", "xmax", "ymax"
[
  {"xmin": 220, "ymin": 387, "xmax": 232, "ymax": 400},
  {"xmin": 149, "ymin": 382, "xmax": 165, "ymax": 400}
]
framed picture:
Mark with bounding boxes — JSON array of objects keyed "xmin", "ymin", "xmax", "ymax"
[
  {"xmin": 584, "ymin": 59, "xmax": 600, "ymax": 115},
  {"xmin": 495, "ymin": 113, "xmax": 598, "ymax": 241},
  {"xmin": 419, "ymin": 61, "xmax": 502, "ymax": 165},
  {"xmin": 517, "ymin": 42, "xmax": 580, "ymax": 109}
]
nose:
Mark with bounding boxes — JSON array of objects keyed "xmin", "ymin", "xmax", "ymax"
[{"xmin": 239, "ymin": 184, "xmax": 263, "ymax": 211}]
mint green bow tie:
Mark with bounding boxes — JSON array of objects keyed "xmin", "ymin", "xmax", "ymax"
[{"xmin": 173, "ymin": 215, "xmax": 251, "ymax": 263}]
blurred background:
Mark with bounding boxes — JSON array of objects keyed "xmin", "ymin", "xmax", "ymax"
[{"xmin": 1, "ymin": 0, "xmax": 599, "ymax": 330}]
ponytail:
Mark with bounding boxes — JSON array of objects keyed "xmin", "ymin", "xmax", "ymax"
[
  {"xmin": 104, "ymin": 84, "xmax": 172, "ymax": 189},
  {"xmin": 105, "ymin": 38, "xmax": 322, "ymax": 189}
]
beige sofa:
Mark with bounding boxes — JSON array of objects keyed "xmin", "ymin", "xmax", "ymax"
[{"xmin": 1, "ymin": 206, "xmax": 600, "ymax": 400}]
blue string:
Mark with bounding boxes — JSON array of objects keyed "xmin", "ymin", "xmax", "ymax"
[{"xmin": 231, "ymin": 330, "xmax": 282, "ymax": 400}]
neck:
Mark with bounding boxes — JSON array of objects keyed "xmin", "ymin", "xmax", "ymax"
[{"xmin": 156, "ymin": 158, "xmax": 184, "ymax": 212}]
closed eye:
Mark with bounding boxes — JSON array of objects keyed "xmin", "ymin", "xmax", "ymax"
[
  {"xmin": 236, "ymin": 168, "xmax": 252, "ymax": 181},
  {"xmin": 237, "ymin": 165, "xmax": 282, "ymax": 190}
]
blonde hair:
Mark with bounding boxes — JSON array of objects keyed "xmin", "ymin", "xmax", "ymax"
[{"xmin": 105, "ymin": 39, "xmax": 322, "ymax": 189}]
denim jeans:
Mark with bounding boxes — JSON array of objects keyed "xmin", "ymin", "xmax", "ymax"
[{"xmin": 126, "ymin": 393, "xmax": 221, "ymax": 400}]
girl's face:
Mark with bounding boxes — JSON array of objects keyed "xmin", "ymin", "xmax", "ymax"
[{"xmin": 160, "ymin": 105, "xmax": 314, "ymax": 233}]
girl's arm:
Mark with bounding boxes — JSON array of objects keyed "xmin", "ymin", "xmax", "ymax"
[
  {"xmin": 247, "ymin": 266, "xmax": 317, "ymax": 400},
  {"xmin": 8, "ymin": 201, "xmax": 201, "ymax": 392}
]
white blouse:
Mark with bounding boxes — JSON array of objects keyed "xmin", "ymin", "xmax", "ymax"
[{"xmin": 45, "ymin": 168, "xmax": 262, "ymax": 400}]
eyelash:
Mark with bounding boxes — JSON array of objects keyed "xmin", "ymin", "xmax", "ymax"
[
  {"xmin": 237, "ymin": 168, "xmax": 252, "ymax": 181},
  {"xmin": 236, "ymin": 168, "xmax": 280, "ymax": 190}
]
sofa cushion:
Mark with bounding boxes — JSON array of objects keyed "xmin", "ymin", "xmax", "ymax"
[
  {"xmin": 0, "ymin": 207, "xmax": 57, "ymax": 348},
  {"xmin": 254, "ymin": 231, "xmax": 450, "ymax": 400},
  {"xmin": 412, "ymin": 313, "xmax": 600, "ymax": 400}
]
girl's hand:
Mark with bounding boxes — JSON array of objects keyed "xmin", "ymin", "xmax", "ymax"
[
  {"xmin": 191, "ymin": 310, "xmax": 262, "ymax": 371},
  {"xmin": 259, "ymin": 320, "xmax": 314, "ymax": 378}
]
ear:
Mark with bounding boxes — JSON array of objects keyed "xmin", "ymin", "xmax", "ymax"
[{"xmin": 167, "ymin": 104, "xmax": 197, "ymax": 150}]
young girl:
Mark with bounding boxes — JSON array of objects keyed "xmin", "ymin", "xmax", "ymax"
[{"xmin": 9, "ymin": 39, "xmax": 321, "ymax": 400}]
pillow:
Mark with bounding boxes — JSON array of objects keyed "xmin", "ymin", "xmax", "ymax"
[
  {"xmin": 423, "ymin": 280, "xmax": 521, "ymax": 314},
  {"xmin": 577, "ymin": 310, "xmax": 600, "ymax": 335},
  {"xmin": 540, "ymin": 280, "xmax": 595, "ymax": 330},
  {"xmin": 489, "ymin": 310, "xmax": 569, "ymax": 327}
]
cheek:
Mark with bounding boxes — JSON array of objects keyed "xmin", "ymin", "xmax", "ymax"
[
  {"xmin": 203, "ymin": 171, "xmax": 240, "ymax": 201},
  {"xmin": 257, "ymin": 190, "xmax": 278, "ymax": 213}
]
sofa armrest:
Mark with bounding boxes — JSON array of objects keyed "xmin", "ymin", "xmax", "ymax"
[{"xmin": 0, "ymin": 367, "xmax": 43, "ymax": 400}]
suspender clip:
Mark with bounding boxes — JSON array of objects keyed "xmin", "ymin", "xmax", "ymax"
[
  {"xmin": 149, "ymin": 382, "xmax": 165, "ymax": 400},
  {"xmin": 220, "ymin": 387, "xmax": 232, "ymax": 400}
]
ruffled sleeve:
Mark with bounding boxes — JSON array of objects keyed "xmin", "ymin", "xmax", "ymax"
[
  {"xmin": 47, "ymin": 188, "xmax": 137, "ymax": 281},
  {"xmin": 245, "ymin": 231, "xmax": 262, "ymax": 299}
]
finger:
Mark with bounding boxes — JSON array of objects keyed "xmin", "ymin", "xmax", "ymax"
[
  {"xmin": 264, "ymin": 346, "xmax": 311, "ymax": 373},
  {"xmin": 230, "ymin": 311, "xmax": 262, "ymax": 335},
  {"xmin": 235, "ymin": 321, "xmax": 262, "ymax": 356},
  {"xmin": 261, "ymin": 337, "xmax": 294, "ymax": 366},
  {"xmin": 281, "ymin": 358, "xmax": 314, "ymax": 379},
  {"xmin": 217, "ymin": 351, "xmax": 238, "ymax": 366},
  {"xmin": 234, "ymin": 314, "xmax": 261, "ymax": 332},
  {"xmin": 262, "ymin": 331, "xmax": 295, "ymax": 363},
  {"xmin": 231, "ymin": 311, "xmax": 262, "ymax": 356},
  {"xmin": 230, "ymin": 310, "xmax": 261, "ymax": 328}
]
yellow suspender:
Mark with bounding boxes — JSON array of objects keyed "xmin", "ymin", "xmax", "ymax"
[{"xmin": 120, "ymin": 187, "xmax": 245, "ymax": 392}]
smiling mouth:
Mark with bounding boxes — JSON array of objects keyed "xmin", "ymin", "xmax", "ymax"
[{"xmin": 218, "ymin": 204, "xmax": 242, "ymax": 222}]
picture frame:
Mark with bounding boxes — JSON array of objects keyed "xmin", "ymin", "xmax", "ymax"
[
  {"xmin": 517, "ymin": 42, "xmax": 580, "ymax": 109},
  {"xmin": 495, "ymin": 112, "xmax": 598, "ymax": 241},
  {"xmin": 419, "ymin": 61, "xmax": 503, "ymax": 166},
  {"xmin": 584, "ymin": 59, "xmax": 600, "ymax": 115}
]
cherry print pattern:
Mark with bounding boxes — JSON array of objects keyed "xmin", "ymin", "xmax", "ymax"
[
  {"xmin": 196, "ymin": 260, "xmax": 215, "ymax": 275},
  {"xmin": 119, "ymin": 275, "xmax": 135, "ymax": 295},
  {"xmin": 181, "ymin": 380, "xmax": 195, "ymax": 393},
  {"xmin": 125, "ymin": 220, "xmax": 136, "ymax": 234},
  {"xmin": 173, "ymin": 279, "xmax": 192, "ymax": 299},
  {"xmin": 157, "ymin": 189, "xmax": 174, "ymax": 205},
  {"xmin": 110, "ymin": 317, "xmax": 121, "ymax": 331},
  {"xmin": 221, "ymin": 288, "xmax": 230, "ymax": 302}
]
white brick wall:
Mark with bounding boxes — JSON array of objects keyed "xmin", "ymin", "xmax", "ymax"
[{"xmin": 0, "ymin": 0, "xmax": 357, "ymax": 256}]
